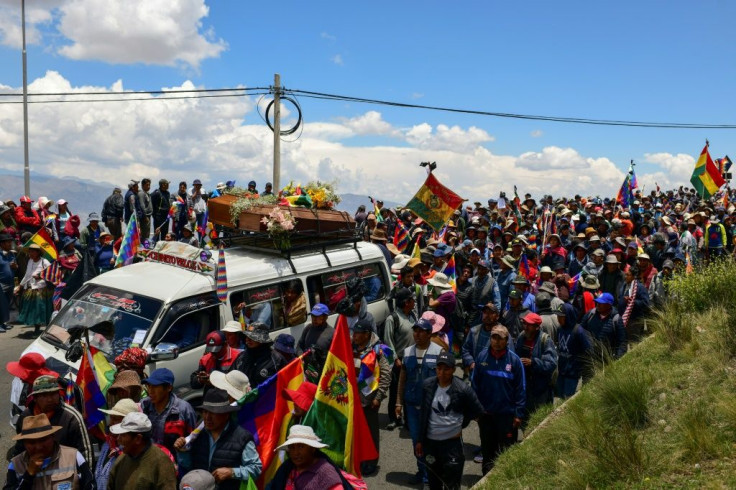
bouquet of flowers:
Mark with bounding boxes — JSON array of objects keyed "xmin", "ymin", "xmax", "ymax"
[
  {"xmin": 261, "ymin": 206, "xmax": 297, "ymax": 250},
  {"xmin": 280, "ymin": 180, "xmax": 341, "ymax": 210}
]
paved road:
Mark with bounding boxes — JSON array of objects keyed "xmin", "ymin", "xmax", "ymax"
[{"xmin": 0, "ymin": 323, "xmax": 484, "ymax": 489}]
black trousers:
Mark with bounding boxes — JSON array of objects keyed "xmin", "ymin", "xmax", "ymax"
[
  {"xmin": 424, "ymin": 437, "xmax": 465, "ymax": 490},
  {"xmin": 478, "ymin": 413, "xmax": 517, "ymax": 475},
  {"xmin": 387, "ymin": 362, "xmax": 401, "ymax": 423},
  {"xmin": 362, "ymin": 404, "xmax": 380, "ymax": 467}
]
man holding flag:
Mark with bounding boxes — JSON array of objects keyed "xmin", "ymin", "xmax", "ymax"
[{"xmin": 351, "ymin": 314, "xmax": 392, "ymax": 476}]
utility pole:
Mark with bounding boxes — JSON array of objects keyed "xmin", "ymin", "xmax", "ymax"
[
  {"xmin": 272, "ymin": 73, "xmax": 281, "ymax": 192},
  {"xmin": 21, "ymin": 0, "xmax": 30, "ymax": 197}
]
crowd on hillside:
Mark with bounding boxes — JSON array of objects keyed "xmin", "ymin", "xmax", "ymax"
[{"xmin": 1, "ymin": 178, "xmax": 733, "ymax": 490}]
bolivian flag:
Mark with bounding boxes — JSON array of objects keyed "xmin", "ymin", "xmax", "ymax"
[
  {"xmin": 303, "ymin": 315, "xmax": 378, "ymax": 477},
  {"xmin": 405, "ymin": 173, "xmax": 464, "ymax": 230},
  {"xmin": 691, "ymin": 143, "xmax": 725, "ymax": 199},
  {"xmin": 22, "ymin": 228, "xmax": 57, "ymax": 261}
]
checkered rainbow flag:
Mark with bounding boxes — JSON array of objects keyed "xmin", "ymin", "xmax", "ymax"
[{"xmin": 215, "ymin": 242, "xmax": 227, "ymax": 302}]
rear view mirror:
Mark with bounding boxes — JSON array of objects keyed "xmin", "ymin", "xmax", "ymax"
[{"xmin": 148, "ymin": 343, "xmax": 179, "ymax": 361}]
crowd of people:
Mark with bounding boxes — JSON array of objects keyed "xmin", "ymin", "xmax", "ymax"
[{"xmin": 0, "ymin": 179, "xmax": 731, "ymax": 489}]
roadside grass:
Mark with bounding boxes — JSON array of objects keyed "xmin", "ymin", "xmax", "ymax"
[{"xmin": 480, "ymin": 263, "xmax": 736, "ymax": 488}]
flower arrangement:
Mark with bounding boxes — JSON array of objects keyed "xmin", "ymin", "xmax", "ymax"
[
  {"xmin": 226, "ymin": 191, "xmax": 279, "ymax": 224},
  {"xmin": 280, "ymin": 180, "xmax": 341, "ymax": 210},
  {"xmin": 261, "ymin": 206, "xmax": 297, "ymax": 250}
]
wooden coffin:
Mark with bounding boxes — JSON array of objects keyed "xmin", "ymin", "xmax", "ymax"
[{"xmin": 207, "ymin": 195, "xmax": 355, "ymax": 234}]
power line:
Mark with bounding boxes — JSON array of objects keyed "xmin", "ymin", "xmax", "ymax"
[
  {"xmin": 0, "ymin": 86, "xmax": 269, "ymax": 97},
  {"xmin": 0, "ymin": 82, "xmax": 734, "ymax": 129},
  {"xmin": 285, "ymin": 88, "xmax": 736, "ymax": 129},
  {"xmin": 0, "ymin": 92, "xmax": 269, "ymax": 105}
]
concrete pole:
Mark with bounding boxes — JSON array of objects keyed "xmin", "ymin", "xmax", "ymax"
[
  {"xmin": 273, "ymin": 73, "xmax": 281, "ymax": 192},
  {"xmin": 21, "ymin": 0, "xmax": 30, "ymax": 197}
]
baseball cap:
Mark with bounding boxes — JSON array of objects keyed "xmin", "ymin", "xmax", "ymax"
[
  {"xmin": 142, "ymin": 368, "xmax": 175, "ymax": 386},
  {"xmin": 110, "ymin": 412, "xmax": 152, "ymax": 435},
  {"xmin": 180, "ymin": 469, "xmax": 216, "ymax": 490},
  {"xmin": 413, "ymin": 319, "xmax": 433, "ymax": 332},
  {"xmin": 310, "ymin": 303, "xmax": 330, "ymax": 316},
  {"xmin": 522, "ymin": 312, "xmax": 543, "ymax": 325},
  {"xmin": 221, "ymin": 321, "xmax": 243, "ymax": 333},
  {"xmin": 490, "ymin": 325, "xmax": 510, "ymax": 339},
  {"xmin": 204, "ymin": 331, "xmax": 224, "ymax": 353},
  {"xmin": 594, "ymin": 292, "xmax": 615, "ymax": 305},
  {"xmin": 436, "ymin": 351, "xmax": 455, "ymax": 367}
]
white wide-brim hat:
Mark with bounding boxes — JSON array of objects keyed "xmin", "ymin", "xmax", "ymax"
[{"xmin": 275, "ymin": 424, "xmax": 328, "ymax": 451}]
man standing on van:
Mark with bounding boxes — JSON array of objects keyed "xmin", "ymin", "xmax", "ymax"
[{"xmin": 140, "ymin": 368, "xmax": 197, "ymax": 455}]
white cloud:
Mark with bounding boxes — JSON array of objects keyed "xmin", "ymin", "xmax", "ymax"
[
  {"xmin": 0, "ymin": 71, "xmax": 684, "ymax": 204},
  {"xmin": 0, "ymin": 1, "xmax": 59, "ymax": 48},
  {"xmin": 341, "ymin": 111, "xmax": 397, "ymax": 137},
  {"xmin": 405, "ymin": 123, "xmax": 494, "ymax": 153},
  {"xmin": 530, "ymin": 129, "xmax": 543, "ymax": 138},
  {"xmin": 56, "ymin": 0, "xmax": 226, "ymax": 67},
  {"xmin": 642, "ymin": 152, "xmax": 696, "ymax": 191},
  {"xmin": 331, "ymin": 54, "xmax": 344, "ymax": 65},
  {"xmin": 411, "ymin": 93, "xmax": 424, "ymax": 100},
  {"xmin": 320, "ymin": 31, "xmax": 336, "ymax": 41}
]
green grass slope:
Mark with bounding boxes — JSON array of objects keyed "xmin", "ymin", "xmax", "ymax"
[{"xmin": 480, "ymin": 261, "xmax": 736, "ymax": 489}]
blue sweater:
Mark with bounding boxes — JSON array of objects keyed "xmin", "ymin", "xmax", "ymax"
[{"xmin": 471, "ymin": 348, "xmax": 526, "ymax": 418}]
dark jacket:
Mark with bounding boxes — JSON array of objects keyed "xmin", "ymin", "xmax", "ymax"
[
  {"xmin": 471, "ymin": 348, "xmax": 526, "ymax": 418},
  {"xmin": 599, "ymin": 268, "xmax": 625, "ymax": 302},
  {"xmin": 233, "ymin": 345, "xmax": 285, "ymax": 387},
  {"xmin": 418, "ymin": 376, "xmax": 483, "ymax": 444},
  {"xmin": 616, "ymin": 280, "xmax": 650, "ymax": 326},
  {"xmin": 556, "ymin": 303, "xmax": 593, "ymax": 378},
  {"xmin": 580, "ymin": 308, "xmax": 627, "ymax": 359},
  {"xmin": 189, "ymin": 423, "xmax": 254, "ymax": 490},
  {"xmin": 101, "ymin": 192, "xmax": 124, "ymax": 221},
  {"xmin": 515, "ymin": 329, "xmax": 558, "ymax": 405},
  {"xmin": 150, "ymin": 188, "xmax": 171, "ymax": 224}
]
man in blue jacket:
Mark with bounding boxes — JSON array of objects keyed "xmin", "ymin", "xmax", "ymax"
[
  {"xmin": 471, "ymin": 325, "xmax": 525, "ymax": 475},
  {"xmin": 515, "ymin": 312, "xmax": 558, "ymax": 421},
  {"xmin": 396, "ymin": 318, "xmax": 445, "ymax": 485}
]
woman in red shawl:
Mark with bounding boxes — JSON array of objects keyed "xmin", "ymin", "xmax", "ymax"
[{"xmin": 540, "ymin": 233, "xmax": 567, "ymax": 269}]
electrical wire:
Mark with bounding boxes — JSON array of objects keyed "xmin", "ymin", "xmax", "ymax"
[
  {"xmin": 0, "ymin": 92, "xmax": 269, "ymax": 104},
  {"xmin": 265, "ymin": 95, "xmax": 302, "ymax": 136},
  {"xmin": 285, "ymin": 88, "xmax": 736, "ymax": 129},
  {"xmin": 0, "ymin": 81, "xmax": 733, "ymax": 129},
  {"xmin": 0, "ymin": 86, "xmax": 268, "ymax": 97}
]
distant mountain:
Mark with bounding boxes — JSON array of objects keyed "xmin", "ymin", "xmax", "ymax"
[
  {"xmin": 0, "ymin": 173, "xmax": 403, "ymax": 221},
  {"xmin": 0, "ymin": 172, "xmax": 113, "ymax": 219},
  {"xmin": 334, "ymin": 193, "xmax": 403, "ymax": 215}
]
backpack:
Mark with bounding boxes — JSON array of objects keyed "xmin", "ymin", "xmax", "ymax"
[
  {"xmin": 449, "ymin": 295, "xmax": 467, "ymax": 332},
  {"xmin": 377, "ymin": 311, "xmax": 399, "ymax": 345}
]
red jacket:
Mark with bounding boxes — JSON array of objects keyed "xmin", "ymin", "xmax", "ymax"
[{"xmin": 14, "ymin": 206, "xmax": 41, "ymax": 233}]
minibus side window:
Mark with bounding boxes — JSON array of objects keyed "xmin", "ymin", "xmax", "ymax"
[
  {"xmin": 229, "ymin": 285, "xmax": 281, "ymax": 331},
  {"xmin": 307, "ymin": 263, "xmax": 387, "ymax": 313},
  {"xmin": 280, "ymin": 279, "xmax": 307, "ymax": 327},
  {"xmin": 154, "ymin": 294, "xmax": 221, "ymax": 352}
]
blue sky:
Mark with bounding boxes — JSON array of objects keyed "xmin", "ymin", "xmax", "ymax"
[{"xmin": 0, "ymin": 0, "xmax": 733, "ymax": 202}]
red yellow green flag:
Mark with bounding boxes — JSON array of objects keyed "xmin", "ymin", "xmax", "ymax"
[
  {"xmin": 302, "ymin": 315, "xmax": 378, "ymax": 477},
  {"xmin": 405, "ymin": 173, "xmax": 464, "ymax": 230},
  {"xmin": 690, "ymin": 143, "xmax": 725, "ymax": 199},
  {"xmin": 22, "ymin": 228, "xmax": 57, "ymax": 262}
]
